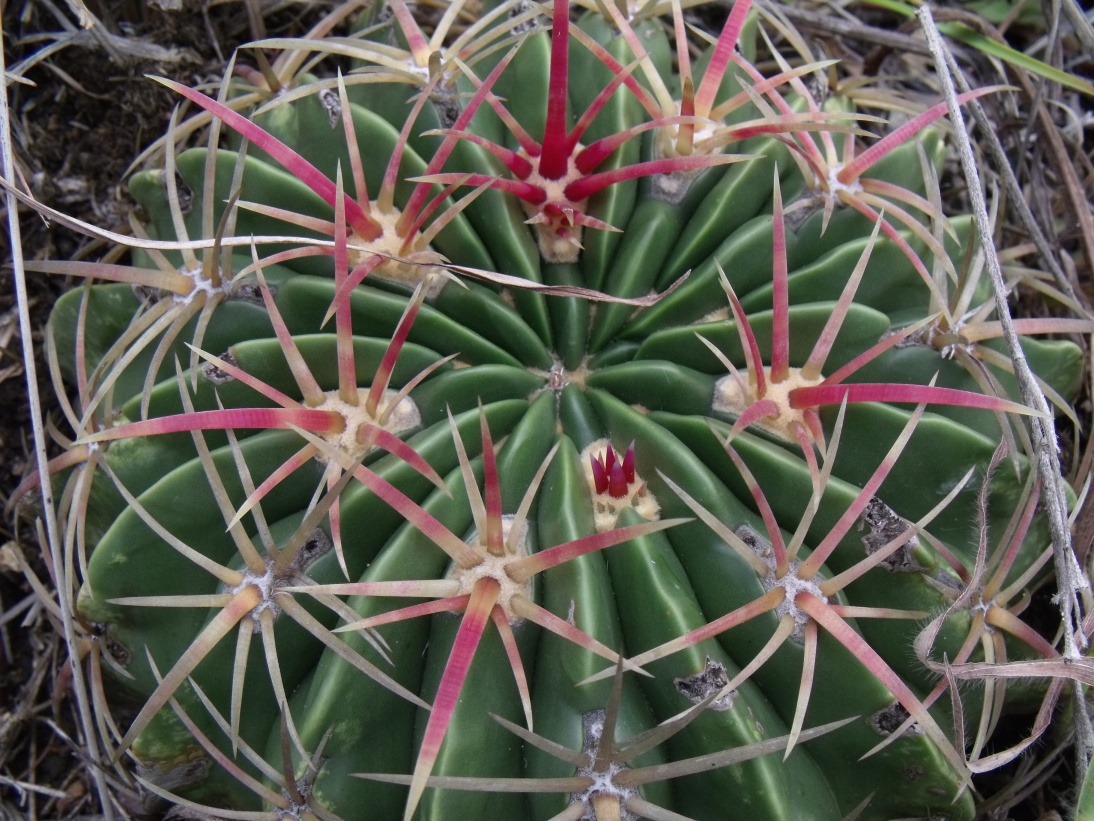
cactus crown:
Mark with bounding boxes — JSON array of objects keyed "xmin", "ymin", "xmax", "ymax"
[{"xmin": 14, "ymin": 0, "xmax": 1091, "ymax": 819}]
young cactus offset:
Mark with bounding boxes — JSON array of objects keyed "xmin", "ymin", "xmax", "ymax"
[{"xmin": 22, "ymin": 0, "xmax": 1089, "ymax": 819}]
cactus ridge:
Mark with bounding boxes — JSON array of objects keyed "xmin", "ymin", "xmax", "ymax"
[{"xmin": 21, "ymin": 0, "xmax": 1091, "ymax": 819}]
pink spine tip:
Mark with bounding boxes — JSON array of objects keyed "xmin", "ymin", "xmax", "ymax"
[
  {"xmin": 591, "ymin": 455, "xmax": 609, "ymax": 494},
  {"xmin": 608, "ymin": 463, "xmax": 628, "ymax": 498},
  {"xmin": 622, "ymin": 444, "xmax": 635, "ymax": 483}
]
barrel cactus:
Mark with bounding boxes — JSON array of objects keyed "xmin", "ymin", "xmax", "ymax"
[{"xmin": 21, "ymin": 0, "xmax": 1088, "ymax": 818}]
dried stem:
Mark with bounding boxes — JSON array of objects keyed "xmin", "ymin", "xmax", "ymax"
[
  {"xmin": 918, "ymin": 2, "xmax": 1093, "ymax": 773},
  {"xmin": 0, "ymin": 25, "xmax": 116, "ymax": 820}
]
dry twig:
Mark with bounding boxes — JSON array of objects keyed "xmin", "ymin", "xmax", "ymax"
[{"xmin": 919, "ymin": 1, "xmax": 1094, "ymax": 775}]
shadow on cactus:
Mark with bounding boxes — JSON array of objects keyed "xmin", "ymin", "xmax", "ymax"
[{"xmin": 14, "ymin": 0, "xmax": 1088, "ymax": 819}]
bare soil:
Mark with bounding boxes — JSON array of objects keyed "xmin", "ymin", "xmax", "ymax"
[
  {"xmin": 1, "ymin": 3, "xmax": 344, "ymax": 816},
  {"xmin": 1, "ymin": 0, "xmax": 1091, "ymax": 818}
]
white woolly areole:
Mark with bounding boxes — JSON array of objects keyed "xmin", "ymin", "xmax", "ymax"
[
  {"xmin": 770, "ymin": 570, "xmax": 828, "ymax": 641},
  {"xmin": 737, "ymin": 525, "xmax": 827, "ymax": 643},
  {"xmin": 313, "ymin": 387, "xmax": 420, "ymax": 463},
  {"xmin": 658, "ymin": 99, "xmax": 722, "ymax": 159},
  {"xmin": 232, "ymin": 566, "xmax": 279, "ymax": 629},
  {"xmin": 530, "ymin": 355, "xmax": 591, "ymax": 395},
  {"xmin": 224, "ymin": 530, "xmax": 330, "ymax": 633},
  {"xmin": 570, "ymin": 709, "xmax": 639, "ymax": 821},
  {"xmin": 450, "ymin": 514, "xmax": 531, "ymax": 622},
  {"xmin": 970, "ymin": 595, "xmax": 995, "ymax": 619},
  {"xmin": 518, "ymin": 152, "xmax": 588, "ymax": 264},
  {"xmin": 824, "ymin": 164, "xmax": 864, "ymax": 199},
  {"xmin": 275, "ymin": 795, "xmax": 312, "ymax": 821},
  {"xmin": 174, "ymin": 265, "xmax": 228, "ymax": 306},
  {"xmin": 649, "ymin": 108, "xmax": 723, "ymax": 204},
  {"xmin": 713, "ymin": 366, "xmax": 825, "ymax": 443},
  {"xmin": 347, "ymin": 209, "xmax": 447, "ymax": 296},
  {"xmin": 578, "ymin": 439, "xmax": 661, "ymax": 533}
]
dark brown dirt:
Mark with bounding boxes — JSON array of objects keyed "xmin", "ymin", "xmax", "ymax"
[
  {"xmin": 1, "ymin": 0, "xmax": 1091, "ymax": 818},
  {"xmin": 1, "ymin": 2, "xmax": 346, "ymax": 817}
]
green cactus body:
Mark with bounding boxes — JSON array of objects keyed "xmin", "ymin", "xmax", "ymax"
[{"xmin": 36, "ymin": 1, "xmax": 1085, "ymax": 819}]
